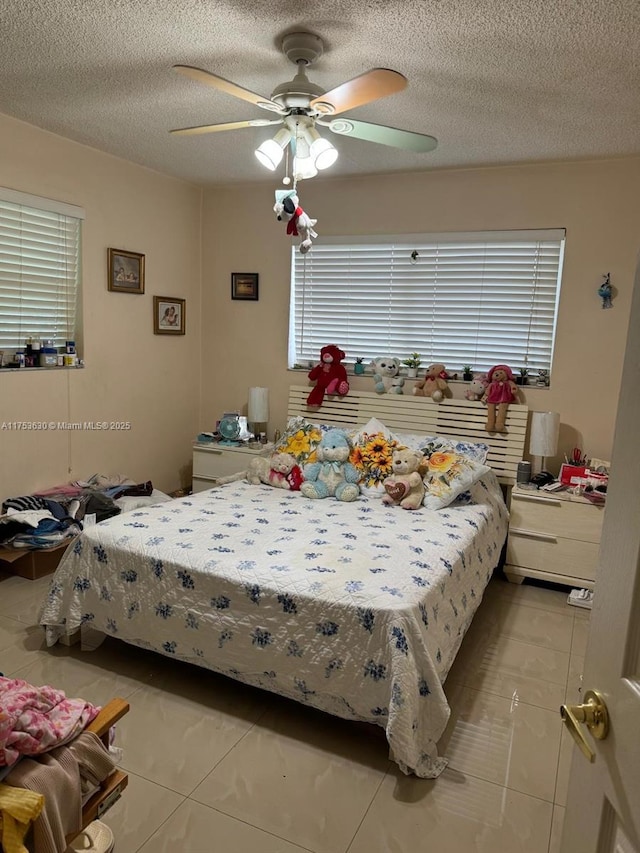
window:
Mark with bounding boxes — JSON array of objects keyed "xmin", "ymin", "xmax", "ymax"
[
  {"xmin": 0, "ymin": 186, "xmax": 83, "ymax": 357},
  {"xmin": 289, "ymin": 229, "xmax": 565, "ymax": 377}
]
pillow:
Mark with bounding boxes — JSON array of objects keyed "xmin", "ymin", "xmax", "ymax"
[
  {"xmin": 421, "ymin": 450, "xmax": 490, "ymax": 510},
  {"xmin": 272, "ymin": 417, "xmax": 327, "ymax": 467},
  {"xmin": 394, "ymin": 432, "xmax": 490, "ymax": 465},
  {"xmin": 114, "ymin": 490, "xmax": 172, "ymax": 513},
  {"xmin": 349, "ymin": 418, "xmax": 400, "ymax": 497}
]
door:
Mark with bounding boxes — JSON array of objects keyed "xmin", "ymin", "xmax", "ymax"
[{"xmin": 561, "ymin": 256, "xmax": 640, "ymax": 852}]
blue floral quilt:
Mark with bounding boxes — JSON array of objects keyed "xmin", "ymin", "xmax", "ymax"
[{"xmin": 40, "ymin": 473, "xmax": 508, "ymax": 778}]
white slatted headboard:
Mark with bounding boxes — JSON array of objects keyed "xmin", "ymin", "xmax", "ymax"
[{"xmin": 287, "ymin": 385, "xmax": 528, "ymax": 486}]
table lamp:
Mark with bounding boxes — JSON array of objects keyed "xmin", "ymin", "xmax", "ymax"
[
  {"xmin": 248, "ymin": 387, "xmax": 269, "ymax": 440},
  {"xmin": 529, "ymin": 411, "xmax": 560, "ymax": 474}
]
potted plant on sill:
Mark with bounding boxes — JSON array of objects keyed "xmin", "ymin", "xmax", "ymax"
[
  {"xmin": 516, "ymin": 367, "xmax": 529, "ymax": 386},
  {"xmin": 354, "ymin": 357, "xmax": 366, "ymax": 375},
  {"xmin": 462, "ymin": 364, "xmax": 473, "ymax": 382},
  {"xmin": 401, "ymin": 352, "xmax": 422, "ymax": 378}
]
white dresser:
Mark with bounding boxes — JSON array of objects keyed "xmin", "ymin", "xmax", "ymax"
[
  {"xmin": 505, "ymin": 486, "xmax": 604, "ymax": 589},
  {"xmin": 192, "ymin": 442, "xmax": 271, "ymax": 493}
]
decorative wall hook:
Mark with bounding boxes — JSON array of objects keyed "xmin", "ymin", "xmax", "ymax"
[{"xmin": 598, "ymin": 272, "xmax": 613, "ymax": 309}]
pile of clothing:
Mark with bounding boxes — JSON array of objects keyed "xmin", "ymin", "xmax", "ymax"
[
  {"xmin": 0, "ymin": 676, "xmax": 119, "ymax": 853},
  {"xmin": 0, "ymin": 475, "xmax": 155, "ymax": 551}
]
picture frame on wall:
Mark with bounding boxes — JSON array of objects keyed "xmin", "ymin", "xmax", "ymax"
[
  {"xmin": 154, "ymin": 296, "xmax": 186, "ymax": 335},
  {"xmin": 108, "ymin": 248, "xmax": 145, "ymax": 294},
  {"xmin": 231, "ymin": 272, "xmax": 259, "ymax": 301}
]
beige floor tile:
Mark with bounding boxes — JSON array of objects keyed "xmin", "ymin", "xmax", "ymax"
[
  {"xmin": 191, "ymin": 702, "xmax": 389, "ymax": 853},
  {"xmin": 485, "ymin": 577, "xmax": 572, "ymax": 615},
  {"xmin": 549, "ymin": 805, "xmax": 565, "ymax": 853},
  {"xmin": 472, "ymin": 598, "xmax": 574, "ymax": 652},
  {"xmin": 10, "ymin": 637, "xmax": 155, "ymax": 704},
  {"xmin": 117, "ymin": 664, "xmax": 265, "ymax": 795},
  {"xmin": 452, "ymin": 627, "xmax": 570, "ymax": 692},
  {"xmin": 349, "ymin": 767, "xmax": 553, "ymax": 853},
  {"xmin": 137, "ymin": 798, "xmax": 311, "ymax": 853},
  {"xmin": 0, "ymin": 615, "xmax": 49, "ymax": 673},
  {"xmin": 100, "ymin": 770, "xmax": 184, "ymax": 853},
  {"xmin": 571, "ymin": 617, "xmax": 590, "ymax": 657},
  {"xmin": 0, "ymin": 574, "xmax": 52, "ymax": 622},
  {"xmin": 441, "ymin": 684, "xmax": 562, "ymax": 802}
]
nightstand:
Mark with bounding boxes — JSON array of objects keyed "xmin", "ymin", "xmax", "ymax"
[
  {"xmin": 192, "ymin": 442, "xmax": 272, "ymax": 493},
  {"xmin": 504, "ymin": 486, "xmax": 604, "ymax": 589}
]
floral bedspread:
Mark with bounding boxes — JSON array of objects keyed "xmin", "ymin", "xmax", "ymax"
[{"xmin": 39, "ymin": 475, "xmax": 507, "ymax": 778}]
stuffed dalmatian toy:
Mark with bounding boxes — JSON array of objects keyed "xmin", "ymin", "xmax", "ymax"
[{"xmin": 273, "ymin": 192, "xmax": 318, "ymax": 254}]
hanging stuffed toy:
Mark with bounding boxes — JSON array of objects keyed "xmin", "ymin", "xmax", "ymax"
[
  {"xmin": 481, "ymin": 364, "xmax": 518, "ymax": 433},
  {"xmin": 273, "ymin": 192, "xmax": 318, "ymax": 254},
  {"xmin": 307, "ymin": 344, "xmax": 349, "ymax": 407}
]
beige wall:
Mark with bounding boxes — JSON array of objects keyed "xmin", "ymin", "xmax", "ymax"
[
  {"xmin": 0, "ymin": 114, "xmax": 202, "ymax": 498},
  {"xmin": 202, "ymin": 158, "xmax": 640, "ymax": 467}
]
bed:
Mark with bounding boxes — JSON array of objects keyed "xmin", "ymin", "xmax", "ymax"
[{"xmin": 40, "ymin": 387, "xmax": 527, "ymax": 778}]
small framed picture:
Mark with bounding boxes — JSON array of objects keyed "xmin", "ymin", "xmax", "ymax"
[
  {"xmin": 154, "ymin": 296, "xmax": 185, "ymax": 335},
  {"xmin": 231, "ymin": 272, "xmax": 259, "ymax": 301},
  {"xmin": 108, "ymin": 248, "xmax": 145, "ymax": 294}
]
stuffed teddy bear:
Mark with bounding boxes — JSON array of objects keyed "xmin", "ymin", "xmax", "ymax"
[
  {"xmin": 273, "ymin": 192, "xmax": 318, "ymax": 254},
  {"xmin": 413, "ymin": 363, "xmax": 449, "ymax": 401},
  {"xmin": 307, "ymin": 344, "xmax": 350, "ymax": 407},
  {"xmin": 382, "ymin": 448, "xmax": 425, "ymax": 510},
  {"xmin": 370, "ymin": 357, "xmax": 404, "ymax": 394},
  {"xmin": 300, "ymin": 429, "xmax": 360, "ymax": 501},
  {"xmin": 246, "ymin": 452, "xmax": 304, "ymax": 490},
  {"xmin": 481, "ymin": 364, "xmax": 518, "ymax": 433},
  {"xmin": 464, "ymin": 372, "xmax": 489, "ymax": 401}
]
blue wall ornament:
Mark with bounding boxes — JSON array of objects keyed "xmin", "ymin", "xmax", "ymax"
[{"xmin": 597, "ymin": 272, "xmax": 613, "ymax": 309}]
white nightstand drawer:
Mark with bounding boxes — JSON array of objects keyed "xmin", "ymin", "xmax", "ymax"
[
  {"xmin": 193, "ymin": 448, "xmax": 250, "ymax": 479},
  {"xmin": 507, "ymin": 529, "xmax": 599, "ymax": 582},
  {"xmin": 510, "ymin": 491, "xmax": 603, "ymax": 543}
]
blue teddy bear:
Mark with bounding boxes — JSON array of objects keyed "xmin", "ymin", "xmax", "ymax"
[{"xmin": 300, "ymin": 429, "xmax": 360, "ymax": 502}]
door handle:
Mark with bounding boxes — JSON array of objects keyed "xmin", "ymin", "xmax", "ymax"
[{"xmin": 560, "ymin": 689, "xmax": 609, "ymax": 763}]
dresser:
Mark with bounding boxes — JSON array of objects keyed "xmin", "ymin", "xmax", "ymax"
[
  {"xmin": 192, "ymin": 442, "xmax": 272, "ymax": 493},
  {"xmin": 505, "ymin": 487, "xmax": 604, "ymax": 589}
]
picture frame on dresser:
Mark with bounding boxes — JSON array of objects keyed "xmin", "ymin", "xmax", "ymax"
[{"xmin": 107, "ymin": 248, "xmax": 145, "ymax": 294}]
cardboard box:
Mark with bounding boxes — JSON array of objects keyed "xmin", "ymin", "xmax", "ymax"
[{"xmin": 0, "ymin": 539, "xmax": 76, "ymax": 580}]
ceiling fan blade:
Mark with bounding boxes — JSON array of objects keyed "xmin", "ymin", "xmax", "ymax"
[
  {"xmin": 173, "ymin": 65, "xmax": 283, "ymax": 113},
  {"xmin": 324, "ymin": 117, "xmax": 438, "ymax": 152},
  {"xmin": 170, "ymin": 118, "xmax": 283, "ymax": 136},
  {"xmin": 310, "ymin": 68, "xmax": 407, "ymax": 116}
]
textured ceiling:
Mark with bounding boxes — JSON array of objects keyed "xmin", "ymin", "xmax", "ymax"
[{"xmin": 1, "ymin": 0, "xmax": 639, "ymax": 187}]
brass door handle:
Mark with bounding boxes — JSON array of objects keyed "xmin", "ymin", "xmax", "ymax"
[{"xmin": 560, "ymin": 689, "xmax": 609, "ymax": 763}]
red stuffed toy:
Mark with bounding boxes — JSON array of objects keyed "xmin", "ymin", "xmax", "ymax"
[{"xmin": 307, "ymin": 345, "xmax": 350, "ymax": 407}]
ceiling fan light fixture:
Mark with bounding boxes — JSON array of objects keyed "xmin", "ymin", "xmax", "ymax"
[
  {"xmin": 293, "ymin": 155, "xmax": 318, "ymax": 180},
  {"xmin": 311, "ymin": 136, "xmax": 338, "ymax": 170},
  {"xmin": 254, "ymin": 128, "xmax": 290, "ymax": 170}
]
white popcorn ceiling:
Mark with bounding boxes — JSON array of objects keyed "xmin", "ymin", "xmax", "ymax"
[{"xmin": 1, "ymin": 0, "xmax": 639, "ymax": 187}]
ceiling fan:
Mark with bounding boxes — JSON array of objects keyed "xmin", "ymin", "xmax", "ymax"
[{"xmin": 170, "ymin": 32, "xmax": 437, "ymax": 180}]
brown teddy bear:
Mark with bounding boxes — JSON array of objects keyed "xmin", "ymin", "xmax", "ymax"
[
  {"xmin": 413, "ymin": 363, "xmax": 449, "ymax": 401},
  {"xmin": 382, "ymin": 448, "xmax": 425, "ymax": 510},
  {"xmin": 246, "ymin": 452, "xmax": 304, "ymax": 490}
]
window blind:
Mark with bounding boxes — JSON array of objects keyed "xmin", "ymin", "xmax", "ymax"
[
  {"xmin": 0, "ymin": 187, "xmax": 83, "ymax": 353},
  {"xmin": 289, "ymin": 229, "xmax": 565, "ymax": 376}
]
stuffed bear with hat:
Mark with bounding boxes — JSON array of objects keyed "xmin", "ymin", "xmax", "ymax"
[
  {"xmin": 273, "ymin": 192, "xmax": 318, "ymax": 254},
  {"xmin": 481, "ymin": 364, "xmax": 518, "ymax": 432}
]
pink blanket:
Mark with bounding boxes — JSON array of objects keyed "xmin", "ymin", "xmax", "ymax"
[{"xmin": 0, "ymin": 677, "xmax": 100, "ymax": 767}]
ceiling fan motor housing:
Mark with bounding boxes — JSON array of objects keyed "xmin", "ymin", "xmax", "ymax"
[{"xmin": 281, "ymin": 32, "xmax": 324, "ymax": 66}]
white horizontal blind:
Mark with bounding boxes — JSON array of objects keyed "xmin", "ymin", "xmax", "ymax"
[
  {"xmin": 290, "ymin": 230, "xmax": 565, "ymax": 375},
  {"xmin": 0, "ymin": 188, "xmax": 83, "ymax": 353}
]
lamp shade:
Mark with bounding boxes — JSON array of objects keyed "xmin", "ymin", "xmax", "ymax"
[
  {"xmin": 248, "ymin": 387, "xmax": 269, "ymax": 423},
  {"xmin": 529, "ymin": 411, "xmax": 560, "ymax": 457}
]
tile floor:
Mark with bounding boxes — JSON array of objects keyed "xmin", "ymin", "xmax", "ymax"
[{"xmin": 0, "ymin": 570, "xmax": 590, "ymax": 853}]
